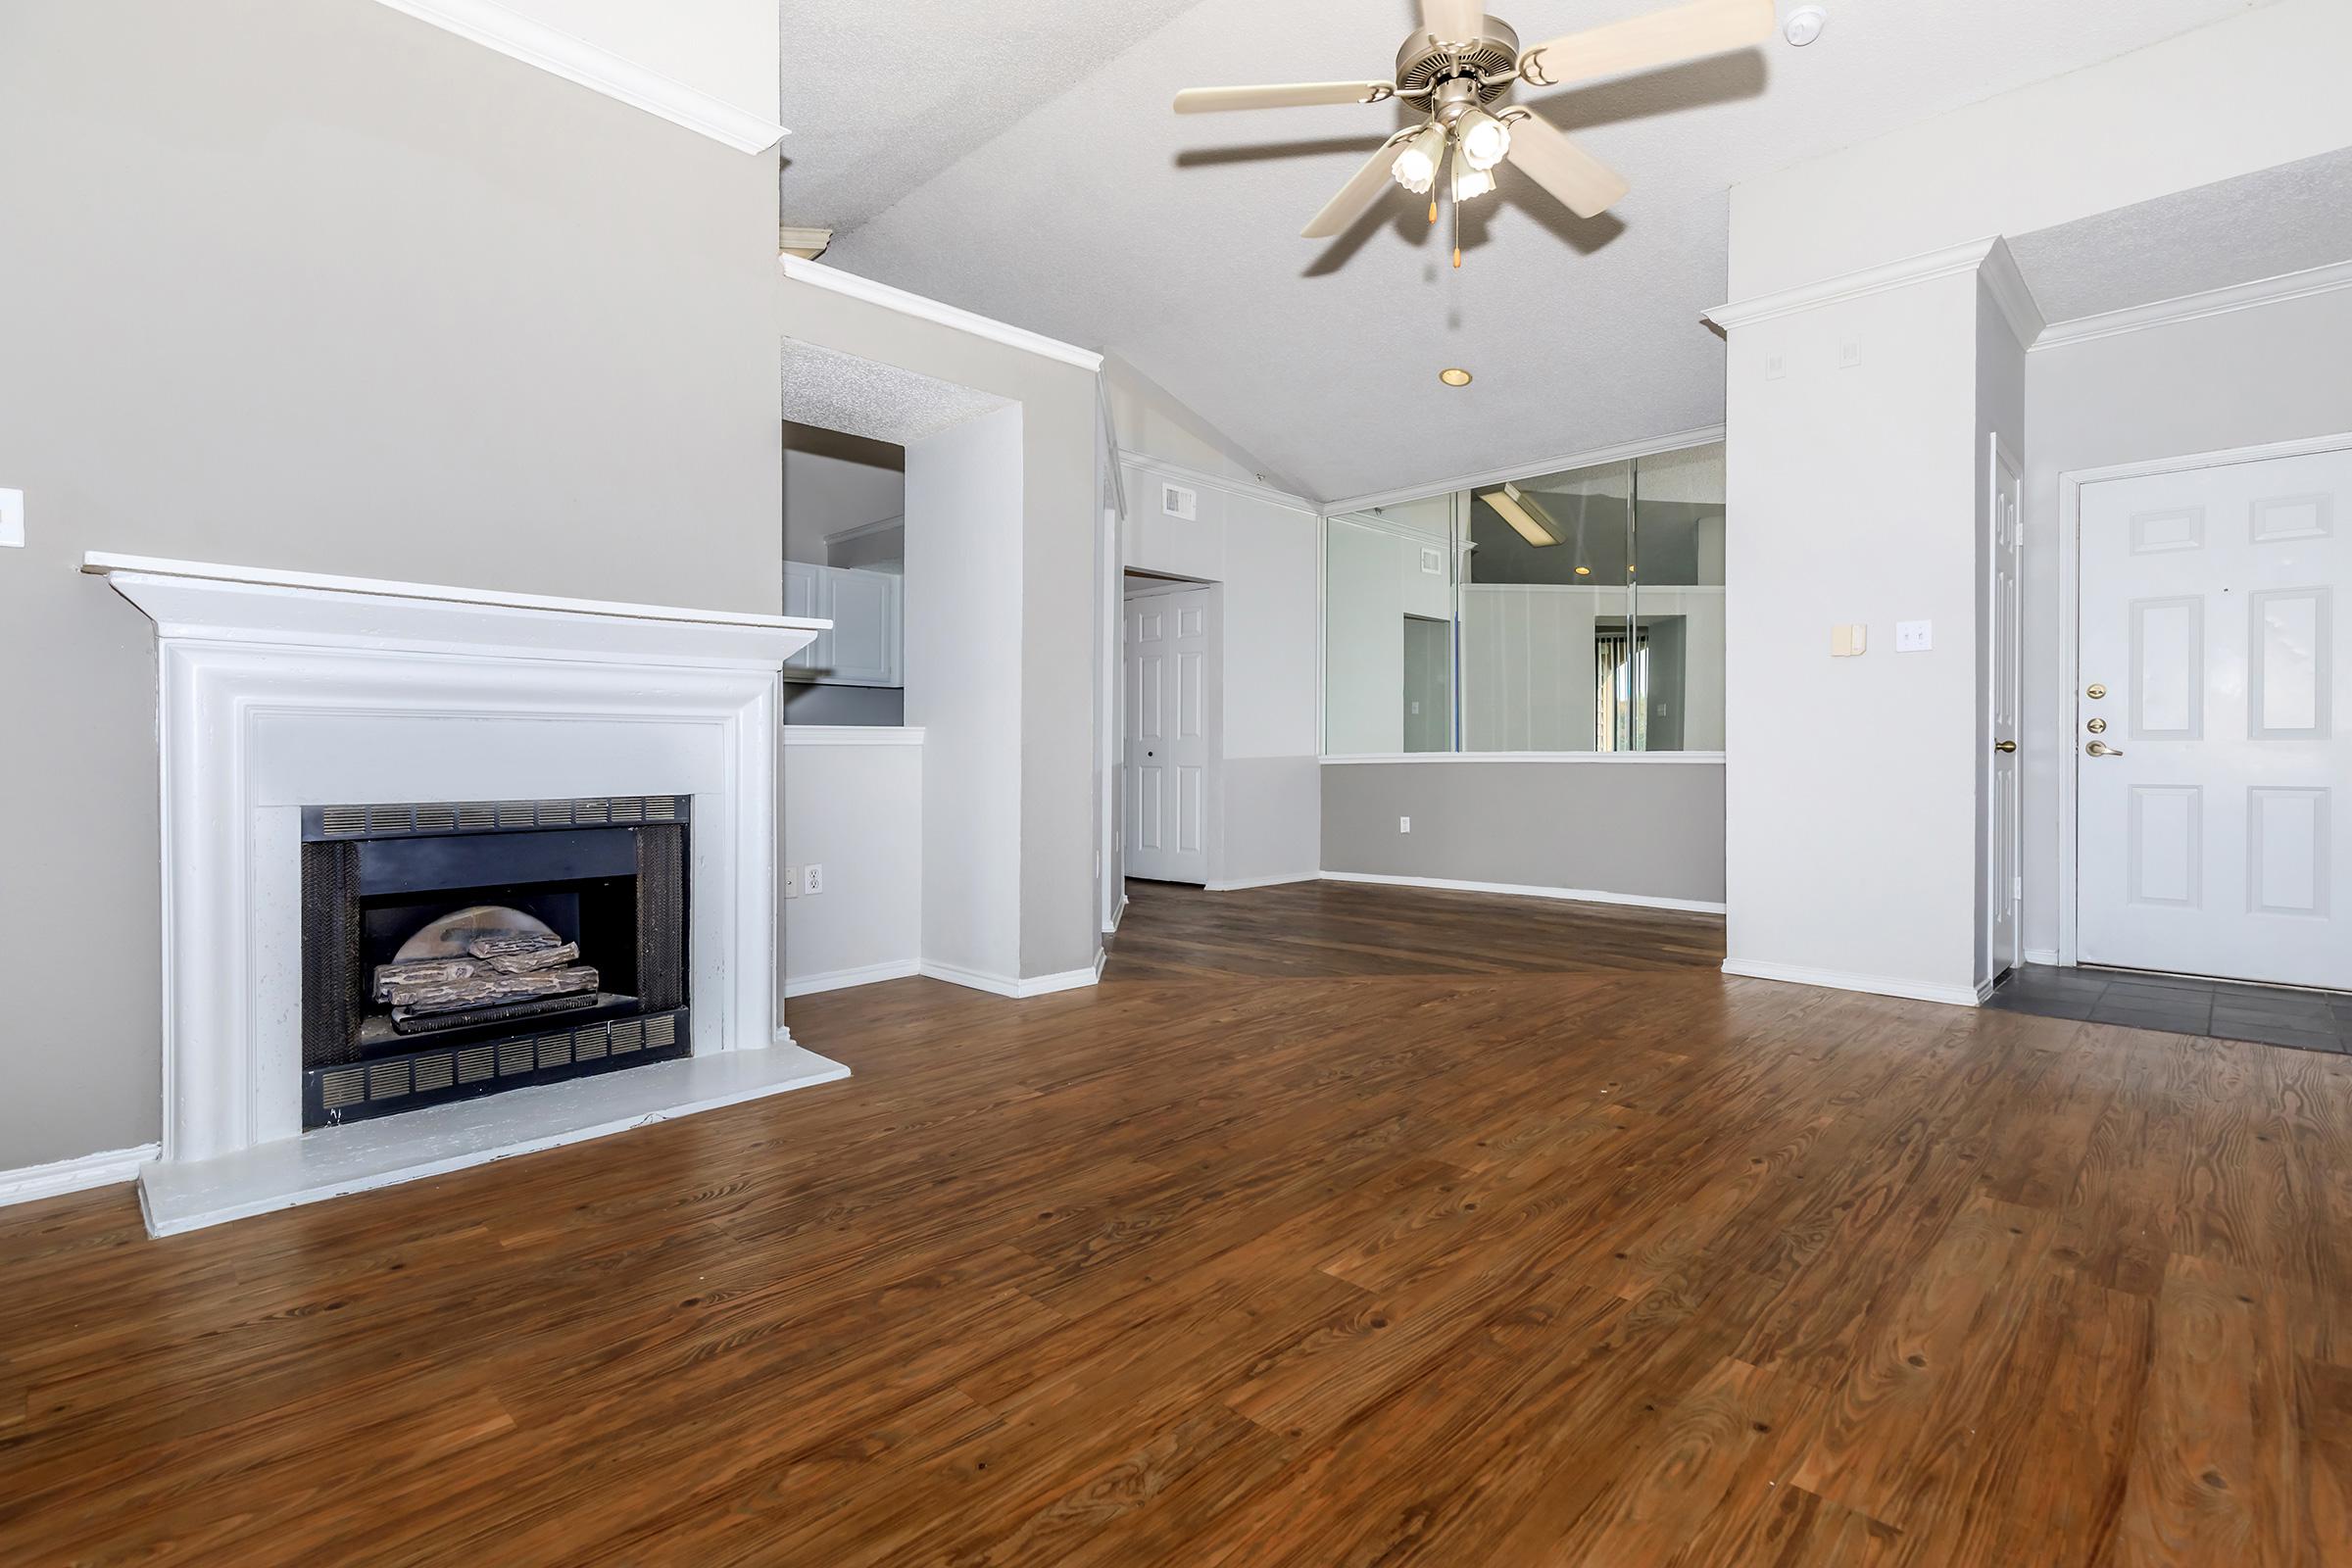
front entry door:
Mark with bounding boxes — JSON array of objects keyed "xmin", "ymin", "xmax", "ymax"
[
  {"xmin": 2077, "ymin": 444, "xmax": 2349, "ymax": 989},
  {"xmin": 1125, "ymin": 587, "xmax": 1211, "ymax": 884}
]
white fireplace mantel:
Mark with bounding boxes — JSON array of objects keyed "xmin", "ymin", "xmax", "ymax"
[{"xmin": 85, "ymin": 553, "xmax": 848, "ymax": 1235}]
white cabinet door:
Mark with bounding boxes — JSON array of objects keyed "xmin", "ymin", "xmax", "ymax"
[
  {"xmin": 779, "ymin": 563, "xmax": 901, "ymax": 687},
  {"xmin": 2077, "ymin": 446, "xmax": 2348, "ymax": 988}
]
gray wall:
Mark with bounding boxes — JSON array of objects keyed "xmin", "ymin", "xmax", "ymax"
[
  {"xmin": 0, "ymin": 0, "xmax": 783, "ymax": 1168},
  {"xmin": 2020, "ymin": 287, "xmax": 2352, "ymax": 956},
  {"xmin": 1321, "ymin": 761, "xmax": 1728, "ymax": 906},
  {"xmin": 782, "ymin": 684, "xmax": 906, "ymax": 726}
]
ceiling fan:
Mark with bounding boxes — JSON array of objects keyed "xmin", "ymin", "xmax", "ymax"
[{"xmin": 1173, "ymin": 0, "xmax": 1774, "ymax": 265}]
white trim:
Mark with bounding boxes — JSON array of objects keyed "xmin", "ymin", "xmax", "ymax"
[
  {"xmin": 2024, "ymin": 949, "xmax": 2062, "ymax": 966},
  {"xmin": 1322, "ymin": 871, "xmax": 1725, "ymax": 914},
  {"xmin": 1320, "ymin": 426, "xmax": 1726, "ymax": 516},
  {"xmin": 368, "ymin": 0, "xmax": 786, "ymax": 153},
  {"xmin": 2053, "ymin": 428, "xmax": 2352, "ymax": 970},
  {"xmin": 1102, "ymin": 892, "xmax": 1128, "ymax": 934},
  {"xmin": 784, "ymin": 958, "xmax": 922, "ymax": 997},
  {"xmin": 81, "ymin": 553, "xmax": 827, "ymax": 636},
  {"xmin": 0, "ymin": 1143, "xmax": 160, "ymax": 1209},
  {"xmin": 1205, "ymin": 872, "xmax": 1322, "ymax": 891},
  {"xmin": 2033, "ymin": 260, "xmax": 2352, "ymax": 353},
  {"xmin": 782, "ymin": 725, "xmax": 925, "ymax": 747},
  {"xmin": 916, "ymin": 959, "xmax": 1103, "ymax": 999},
  {"xmin": 1114, "ymin": 450, "xmax": 1318, "ymax": 514},
  {"xmin": 779, "ymin": 257, "xmax": 1103, "ymax": 372},
  {"xmin": 1977, "ymin": 237, "xmax": 2047, "ymax": 351},
  {"xmin": 1721, "ymin": 958, "xmax": 1983, "ymax": 1008},
  {"xmin": 1704, "ymin": 237, "xmax": 2002, "ymax": 332},
  {"xmin": 821, "ymin": 515, "xmax": 904, "ymax": 548},
  {"xmin": 1320, "ymin": 751, "xmax": 1725, "ymax": 765},
  {"xmin": 138, "ymin": 1047, "xmax": 850, "ymax": 1237}
]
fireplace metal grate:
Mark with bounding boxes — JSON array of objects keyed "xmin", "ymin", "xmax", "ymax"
[{"xmin": 303, "ymin": 1006, "xmax": 691, "ymax": 1126}]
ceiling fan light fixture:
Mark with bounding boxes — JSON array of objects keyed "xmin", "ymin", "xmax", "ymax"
[
  {"xmin": 1452, "ymin": 166, "xmax": 1496, "ymax": 202},
  {"xmin": 1390, "ymin": 122, "xmax": 1447, "ymax": 194},
  {"xmin": 1456, "ymin": 108, "xmax": 1511, "ymax": 171}
]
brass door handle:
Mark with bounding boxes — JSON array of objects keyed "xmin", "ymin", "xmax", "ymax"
[
  {"xmin": 2085, "ymin": 741, "xmax": 2124, "ymax": 757},
  {"xmin": 1993, "ymin": 740, "xmax": 2017, "ymax": 754}
]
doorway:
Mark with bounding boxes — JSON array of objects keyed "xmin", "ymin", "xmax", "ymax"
[
  {"xmin": 1124, "ymin": 578, "xmax": 1219, "ymax": 885},
  {"xmin": 2064, "ymin": 435, "xmax": 2349, "ymax": 991},
  {"xmin": 1987, "ymin": 436, "xmax": 2023, "ymax": 980}
]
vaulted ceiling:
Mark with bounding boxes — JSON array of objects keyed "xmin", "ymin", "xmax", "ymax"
[{"xmin": 786, "ymin": 0, "xmax": 2265, "ymax": 501}]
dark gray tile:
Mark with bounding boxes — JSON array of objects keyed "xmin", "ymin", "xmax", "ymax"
[
  {"xmin": 2209, "ymin": 1019, "xmax": 2349, "ymax": 1054},
  {"xmin": 1993, "ymin": 997, "xmax": 2099, "ymax": 1021},
  {"xmin": 2090, "ymin": 1001, "xmax": 2213, "ymax": 1033},
  {"xmin": 2213, "ymin": 1000, "xmax": 2338, "ymax": 1030},
  {"xmin": 2101, "ymin": 977, "xmax": 2217, "ymax": 1005}
]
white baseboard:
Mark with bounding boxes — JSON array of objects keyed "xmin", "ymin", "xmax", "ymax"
[
  {"xmin": 1102, "ymin": 893, "xmax": 1127, "ymax": 935},
  {"xmin": 2023, "ymin": 948, "xmax": 2062, "ymax": 966},
  {"xmin": 0, "ymin": 1142, "xmax": 160, "ymax": 1209},
  {"xmin": 917, "ymin": 958, "xmax": 1103, "ymax": 1000},
  {"xmin": 1320, "ymin": 870, "xmax": 1727, "ymax": 914},
  {"xmin": 784, "ymin": 958, "xmax": 922, "ymax": 998},
  {"xmin": 1205, "ymin": 872, "xmax": 1322, "ymax": 892},
  {"xmin": 1721, "ymin": 958, "xmax": 1984, "ymax": 1008}
]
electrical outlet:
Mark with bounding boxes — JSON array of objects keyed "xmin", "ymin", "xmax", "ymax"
[
  {"xmin": 1398, "ymin": 816, "xmax": 1411, "ymax": 834},
  {"xmin": 0, "ymin": 488, "xmax": 23, "ymax": 549},
  {"xmin": 1895, "ymin": 619, "xmax": 1934, "ymax": 653},
  {"xmin": 783, "ymin": 865, "xmax": 800, "ymax": 899},
  {"xmin": 1839, "ymin": 340, "xmax": 1863, "ymax": 368},
  {"xmin": 803, "ymin": 863, "xmax": 824, "ymax": 896}
]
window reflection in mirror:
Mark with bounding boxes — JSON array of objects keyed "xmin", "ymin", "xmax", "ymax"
[{"xmin": 1321, "ymin": 441, "xmax": 1723, "ymax": 756}]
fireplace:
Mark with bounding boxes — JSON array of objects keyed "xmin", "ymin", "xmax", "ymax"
[{"xmin": 301, "ymin": 795, "xmax": 693, "ymax": 1126}]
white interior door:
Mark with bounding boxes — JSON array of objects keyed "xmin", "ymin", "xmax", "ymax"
[
  {"xmin": 2077, "ymin": 445, "xmax": 2349, "ymax": 989},
  {"xmin": 1126, "ymin": 586, "xmax": 1212, "ymax": 884},
  {"xmin": 1989, "ymin": 440, "xmax": 2023, "ymax": 977}
]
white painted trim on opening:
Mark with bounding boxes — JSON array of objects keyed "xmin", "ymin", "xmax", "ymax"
[
  {"xmin": 1102, "ymin": 892, "xmax": 1128, "ymax": 935},
  {"xmin": 1721, "ymin": 958, "xmax": 1984, "ymax": 1008},
  {"xmin": 2053, "ymin": 428, "xmax": 2352, "ymax": 971},
  {"xmin": 779, "ymin": 257, "xmax": 1104, "ymax": 372},
  {"xmin": 2033, "ymin": 259, "xmax": 2352, "ymax": 353},
  {"xmin": 138, "ymin": 1046, "xmax": 851, "ymax": 1237},
  {"xmin": 821, "ymin": 515, "xmax": 904, "ymax": 548},
  {"xmin": 781, "ymin": 725, "xmax": 925, "ymax": 747},
  {"xmin": 368, "ymin": 0, "xmax": 787, "ymax": 153},
  {"xmin": 1114, "ymin": 450, "xmax": 1318, "ymax": 514},
  {"xmin": 1322, "ymin": 871, "xmax": 1725, "ymax": 914},
  {"xmin": 80, "ymin": 553, "xmax": 828, "ymax": 635},
  {"xmin": 917, "ymin": 959, "xmax": 1103, "ymax": 999},
  {"xmin": 1977, "ymin": 237, "xmax": 2047, "ymax": 351},
  {"xmin": 1704, "ymin": 237, "xmax": 2001, "ymax": 332},
  {"xmin": 0, "ymin": 1143, "xmax": 160, "ymax": 1209},
  {"xmin": 1205, "ymin": 872, "xmax": 1322, "ymax": 891},
  {"xmin": 784, "ymin": 958, "xmax": 923, "ymax": 998},
  {"xmin": 1320, "ymin": 426, "xmax": 1727, "ymax": 517},
  {"xmin": 1320, "ymin": 752, "xmax": 1726, "ymax": 765},
  {"xmin": 2024, "ymin": 948, "xmax": 2062, "ymax": 966}
]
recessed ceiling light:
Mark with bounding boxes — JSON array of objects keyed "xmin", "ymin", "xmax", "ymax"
[{"xmin": 1439, "ymin": 368, "xmax": 1473, "ymax": 387}]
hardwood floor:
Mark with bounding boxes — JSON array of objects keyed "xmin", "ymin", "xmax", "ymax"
[{"xmin": 3, "ymin": 879, "xmax": 2349, "ymax": 1565}]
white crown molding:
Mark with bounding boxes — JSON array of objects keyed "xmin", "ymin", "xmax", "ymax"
[
  {"xmin": 1115, "ymin": 450, "xmax": 1318, "ymax": 514},
  {"xmin": 1321, "ymin": 426, "xmax": 1727, "ymax": 517},
  {"xmin": 1705, "ymin": 237, "xmax": 2004, "ymax": 333},
  {"xmin": 1721, "ymin": 958, "xmax": 1983, "ymax": 1008},
  {"xmin": 369, "ymin": 0, "xmax": 786, "ymax": 153},
  {"xmin": 0, "ymin": 1143, "xmax": 159, "ymax": 1209},
  {"xmin": 821, "ymin": 515, "xmax": 905, "ymax": 547},
  {"xmin": 1321, "ymin": 751, "xmax": 1725, "ymax": 765},
  {"xmin": 780, "ymin": 257, "xmax": 1104, "ymax": 373},
  {"xmin": 2032, "ymin": 259, "xmax": 2352, "ymax": 353},
  {"xmin": 1321, "ymin": 871, "xmax": 1726, "ymax": 915},
  {"xmin": 779, "ymin": 226, "xmax": 834, "ymax": 261},
  {"xmin": 1977, "ymin": 237, "xmax": 2047, "ymax": 351},
  {"xmin": 782, "ymin": 724, "xmax": 925, "ymax": 747}
]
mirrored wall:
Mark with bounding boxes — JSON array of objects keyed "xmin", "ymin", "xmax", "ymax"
[{"xmin": 1323, "ymin": 440, "xmax": 1725, "ymax": 755}]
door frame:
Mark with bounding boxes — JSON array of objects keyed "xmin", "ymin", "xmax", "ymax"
[
  {"xmin": 1122, "ymin": 572, "xmax": 1224, "ymax": 887},
  {"xmin": 2054, "ymin": 428, "xmax": 2352, "ymax": 967},
  {"xmin": 1985, "ymin": 432, "xmax": 2024, "ymax": 982}
]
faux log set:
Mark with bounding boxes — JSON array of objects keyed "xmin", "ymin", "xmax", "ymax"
[{"xmin": 372, "ymin": 932, "xmax": 597, "ymax": 1023}]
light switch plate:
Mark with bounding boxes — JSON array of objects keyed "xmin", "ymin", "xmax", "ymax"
[
  {"xmin": 1896, "ymin": 619, "xmax": 1934, "ymax": 652},
  {"xmin": 1839, "ymin": 341, "xmax": 1863, "ymax": 368},
  {"xmin": 1398, "ymin": 816, "xmax": 1411, "ymax": 834},
  {"xmin": 783, "ymin": 865, "xmax": 799, "ymax": 899},
  {"xmin": 1764, "ymin": 353, "xmax": 1787, "ymax": 381},
  {"xmin": 0, "ymin": 488, "xmax": 23, "ymax": 549}
]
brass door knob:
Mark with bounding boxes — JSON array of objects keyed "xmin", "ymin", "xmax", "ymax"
[
  {"xmin": 2085, "ymin": 740, "xmax": 2124, "ymax": 757},
  {"xmin": 2085, "ymin": 683, "xmax": 2108, "ymax": 700},
  {"xmin": 2086, "ymin": 717, "xmax": 2107, "ymax": 734},
  {"xmin": 1994, "ymin": 740, "xmax": 2018, "ymax": 754}
]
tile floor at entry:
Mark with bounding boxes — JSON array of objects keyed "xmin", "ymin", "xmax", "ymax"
[{"xmin": 1985, "ymin": 961, "xmax": 2352, "ymax": 1054}]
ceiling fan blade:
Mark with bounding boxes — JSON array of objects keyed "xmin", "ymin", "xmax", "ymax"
[
  {"xmin": 1518, "ymin": 0, "xmax": 1774, "ymax": 88},
  {"xmin": 1502, "ymin": 117, "xmax": 1631, "ymax": 219},
  {"xmin": 1302, "ymin": 135, "xmax": 1414, "ymax": 239},
  {"xmin": 1421, "ymin": 0, "xmax": 1486, "ymax": 42},
  {"xmin": 1174, "ymin": 80, "xmax": 1393, "ymax": 114}
]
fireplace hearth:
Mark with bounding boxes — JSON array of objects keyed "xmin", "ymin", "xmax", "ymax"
[{"xmin": 301, "ymin": 795, "xmax": 691, "ymax": 1127}]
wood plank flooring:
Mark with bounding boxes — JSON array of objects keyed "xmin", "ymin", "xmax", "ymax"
[{"xmin": 2, "ymin": 878, "xmax": 2348, "ymax": 1565}]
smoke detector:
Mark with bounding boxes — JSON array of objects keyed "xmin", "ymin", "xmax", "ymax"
[{"xmin": 1783, "ymin": 6, "xmax": 1828, "ymax": 46}]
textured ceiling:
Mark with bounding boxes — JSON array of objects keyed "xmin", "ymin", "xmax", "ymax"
[
  {"xmin": 780, "ymin": 339, "xmax": 1010, "ymax": 444},
  {"xmin": 2009, "ymin": 145, "xmax": 2352, "ymax": 324},
  {"xmin": 814, "ymin": 0, "xmax": 2263, "ymax": 501},
  {"xmin": 780, "ymin": 0, "xmax": 1206, "ymax": 232}
]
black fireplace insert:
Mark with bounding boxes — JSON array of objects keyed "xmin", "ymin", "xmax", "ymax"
[{"xmin": 299, "ymin": 796, "xmax": 691, "ymax": 1127}]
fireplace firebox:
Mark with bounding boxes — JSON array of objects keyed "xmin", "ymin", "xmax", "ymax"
[{"xmin": 300, "ymin": 796, "xmax": 691, "ymax": 1127}]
